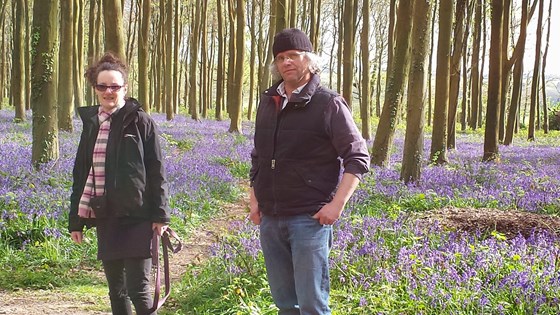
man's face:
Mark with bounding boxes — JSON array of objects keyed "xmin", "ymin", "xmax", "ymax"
[{"xmin": 274, "ymin": 50, "xmax": 311, "ymax": 87}]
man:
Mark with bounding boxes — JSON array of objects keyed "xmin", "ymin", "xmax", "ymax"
[{"xmin": 249, "ymin": 28, "xmax": 370, "ymax": 315}]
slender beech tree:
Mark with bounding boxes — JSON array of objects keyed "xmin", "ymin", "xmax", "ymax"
[
  {"xmin": 138, "ymin": 0, "xmax": 151, "ymax": 112},
  {"xmin": 103, "ymin": 0, "xmax": 126, "ymax": 59},
  {"xmin": 483, "ymin": 0, "xmax": 504, "ymax": 162},
  {"xmin": 199, "ymin": 1, "xmax": 208, "ymax": 118},
  {"xmin": 540, "ymin": 0, "xmax": 552, "ymax": 133},
  {"xmin": 73, "ymin": 0, "xmax": 85, "ymax": 111},
  {"xmin": 215, "ymin": 0, "xmax": 225, "ymax": 120},
  {"xmin": 386, "ymin": 0, "xmax": 397, "ymax": 77},
  {"xmin": 276, "ymin": 0, "xmax": 288, "ymax": 31},
  {"xmin": 164, "ymin": 0, "xmax": 174, "ymax": 120},
  {"xmin": 430, "ymin": 0, "xmax": 453, "ymax": 165},
  {"xmin": 58, "ymin": 0, "xmax": 74, "ymax": 131},
  {"xmin": 401, "ymin": 0, "xmax": 433, "ymax": 183},
  {"xmin": 226, "ymin": 0, "xmax": 237, "ymax": 117},
  {"xmin": 371, "ymin": 0, "xmax": 414, "ymax": 167},
  {"xmin": 470, "ymin": 0, "xmax": 482, "ymax": 130},
  {"xmin": 189, "ymin": 0, "xmax": 201, "ymax": 120},
  {"xmin": 342, "ymin": 0, "xmax": 357, "ymax": 108},
  {"xmin": 528, "ymin": 0, "xmax": 543, "ymax": 141},
  {"xmin": 173, "ymin": 0, "xmax": 180, "ymax": 115},
  {"xmin": 86, "ymin": 0, "xmax": 103, "ymax": 105},
  {"xmin": 259, "ymin": 0, "xmax": 275, "ymax": 95},
  {"xmin": 504, "ymin": 0, "xmax": 531, "ymax": 145},
  {"xmin": 31, "ymin": 0, "xmax": 59, "ymax": 167},
  {"xmin": 447, "ymin": 0, "xmax": 467, "ymax": 150},
  {"xmin": 12, "ymin": 0, "xmax": 26, "ymax": 121},
  {"xmin": 229, "ymin": 0, "xmax": 246, "ymax": 133},
  {"xmin": 247, "ymin": 0, "xmax": 258, "ymax": 120},
  {"xmin": 309, "ymin": 0, "xmax": 321, "ymax": 49},
  {"xmin": 0, "ymin": 1, "xmax": 8, "ymax": 106},
  {"xmin": 360, "ymin": 0, "xmax": 371, "ymax": 140},
  {"xmin": 499, "ymin": 0, "xmax": 537, "ymax": 141}
]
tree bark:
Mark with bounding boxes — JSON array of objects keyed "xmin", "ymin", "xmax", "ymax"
[
  {"xmin": 102, "ymin": 0, "xmax": 126, "ymax": 59},
  {"xmin": 430, "ymin": 0, "xmax": 453, "ymax": 165},
  {"xmin": 31, "ymin": 0, "xmax": 59, "ymax": 167},
  {"xmin": 401, "ymin": 0, "xmax": 432, "ymax": 183},
  {"xmin": 138, "ymin": 0, "xmax": 151, "ymax": 112},
  {"xmin": 215, "ymin": 0, "xmax": 225, "ymax": 120},
  {"xmin": 58, "ymin": 0, "xmax": 74, "ymax": 131},
  {"xmin": 342, "ymin": 0, "xmax": 357, "ymax": 108},
  {"xmin": 470, "ymin": 0, "xmax": 482, "ymax": 130},
  {"xmin": 371, "ymin": 0, "xmax": 414, "ymax": 167},
  {"xmin": 12, "ymin": 0, "xmax": 26, "ymax": 121},
  {"xmin": 483, "ymin": 0, "xmax": 504, "ymax": 162},
  {"xmin": 228, "ymin": 0, "xmax": 246, "ymax": 133},
  {"xmin": 360, "ymin": 0, "xmax": 371, "ymax": 140},
  {"xmin": 528, "ymin": 0, "xmax": 543, "ymax": 141},
  {"xmin": 447, "ymin": 0, "xmax": 467, "ymax": 150}
]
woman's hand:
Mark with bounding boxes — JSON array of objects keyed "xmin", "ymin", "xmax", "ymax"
[
  {"xmin": 70, "ymin": 231, "xmax": 83, "ymax": 244},
  {"xmin": 152, "ymin": 222, "xmax": 168, "ymax": 236}
]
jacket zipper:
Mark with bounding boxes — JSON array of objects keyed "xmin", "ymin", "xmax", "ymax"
[{"xmin": 271, "ymin": 100, "xmax": 285, "ymax": 215}]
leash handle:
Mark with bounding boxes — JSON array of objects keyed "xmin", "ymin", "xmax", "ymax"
[{"xmin": 150, "ymin": 227, "xmax": 183, "ymax": 313}]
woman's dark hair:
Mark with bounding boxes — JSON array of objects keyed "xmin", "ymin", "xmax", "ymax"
[{"xmin": 85, "ymin": 52, "xmax": 129, "ymax": 86}]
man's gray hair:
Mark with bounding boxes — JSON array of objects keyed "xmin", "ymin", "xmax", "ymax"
[{"xmin": 269, "ymin": 51, "xmax": 321, "ymax": 81}]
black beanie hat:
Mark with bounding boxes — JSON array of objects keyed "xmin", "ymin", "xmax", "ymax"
[{"xmin": 272, "ymin": 28, "xmax": 313, "ymax": 57}]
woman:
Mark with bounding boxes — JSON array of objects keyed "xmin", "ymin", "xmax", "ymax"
[{"xmin": 68, "ymin": 52, "xmax": 170, "ymax": 315}]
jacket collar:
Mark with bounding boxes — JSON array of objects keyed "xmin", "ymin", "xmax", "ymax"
[
  {"xmin": 78, "ymin": 98, "xmax": 143, "ymax": 125},
  {"xmin": 264, "ymin": 73, "xmax": 321, "ymax": 109}
]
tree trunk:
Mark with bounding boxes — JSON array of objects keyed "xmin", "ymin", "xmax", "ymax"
[
  {"xmin": 200, "ymin": 1, "xmax": 209, "ymax": 118},
  {"xmin": 31, "ymin": 0, "xmax": 59, "ymax": 167},
  {"xmin": 401, "ymin": 0, "xmax": 432, "ymax": 183},
  {"xmin": 430, "ymin": 0, "xmax": 453, "ymax": 165},
  {"xmin": 342, "ymin": 0, "xmax": 356, "ymax": 108},
  {"xmin": 386, "ymin": 0, "xmax": 397, "ymax": 77},
  {"xmin": 504, "ymin": 0, "xmax": 530, "ymax": 145},
  {"xmin": 228, "ymin": 0, "xmax": 245, "ymax": 133},
  {"xmin": 138, "ymin": 0, "xmax": 151, "ymax": 112},
  {"xmin": 427, "ymin": 1, "xmax": 437, "ymax": 127},
  {"xmin": 497, "ymin": 0, "xmax": 511, "ymax": 142},
  {"xmin": 0, "ymin": 2, "xmax": 7, "ymax": 106},
  {"xmin": 102, "ymin": 0, "xmax": 126, "ymax": 59},
  {"xmin": 360, "ymin": 0, "xmax": 371, "ymax": 140},
  {"xmin": 58, "ymin": 0, "xmax": 74, "ymax": 131},
  {"xmin": 483, "ymin": 0, "xmax": 504, "ymax": 162},
  {"xmin": 528, "ymin": 0, "xmax": 543, "ymax": 141},
  {"xmin": 276, "ymin": 0, "xmax": 287, "ymax": 32},
  {"xmin": 470, "ymin": 0, "xmax": 482, "ymax": 130},
  {"xmin": 189, "ymin": 0, "xmax": 201, "ymax": 120},
  {"xmin": 164, "ymin": 0, "xmax": 174, "ymax": 120},
  {"xmin": 216, "ymin": 0, "xmax": 225, "ymax": 120},
  {"xmin": 540, "ymin": 0, "xmax": 551, "ymax": 133},
  {"xmin": 173, "ymin": 0, "xmax": 181, "ymax": 115},
  {"xmin": 73, "ymin": 0, "xmax": 85, "ymax": 112},
  {"xmin": 12, "ymin": 0, "xmax": 26, "ymax": 121},
  {"xmin": 371, "ymin": 0, "xmax": 414, "ymax": 167},
  {"xmin": 447, "ymin": 0, "xmax": 467, "ymax": 150}
]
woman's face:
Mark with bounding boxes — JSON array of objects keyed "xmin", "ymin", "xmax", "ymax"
[{"xmin": 95, "ymin": 70, "xmax": 127, "ymax": 112}]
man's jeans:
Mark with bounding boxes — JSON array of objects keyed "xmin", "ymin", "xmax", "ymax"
[
  {"xmin": 102, "ymin": 258, "xmax": 154, "ymax": 315},
  {"xmin": 260, "ymin": 213, "xmax": 333, "ymax": 315}
]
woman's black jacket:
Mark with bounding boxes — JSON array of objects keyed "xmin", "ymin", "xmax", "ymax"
[{"xmin": 68, "ymin": 98, "xmax": 170, "ymax": 232}]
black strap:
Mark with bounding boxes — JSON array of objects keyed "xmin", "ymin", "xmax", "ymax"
[{"xmin": 149, "ymin": 227, "xmax": 182, "ymax": 313}]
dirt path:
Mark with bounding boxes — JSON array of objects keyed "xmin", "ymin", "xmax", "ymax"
[{"xmin": 0, "ymin": 196, "xmax": 249, "ymax": 315}]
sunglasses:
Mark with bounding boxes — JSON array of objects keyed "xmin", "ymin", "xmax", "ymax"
[{"xmin": 95, "ymin": 84, "xmax": 124, "ymax": 92}]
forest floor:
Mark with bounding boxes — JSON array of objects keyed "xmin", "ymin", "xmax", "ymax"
[
  {"xmin": 1, "ymin": 199, "xmax": 560, "ymax": 314},
  {"xmin": 0, "ymin": 196, "xmax": 250, "ymax": 315}
]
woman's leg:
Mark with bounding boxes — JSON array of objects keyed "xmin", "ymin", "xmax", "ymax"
[
  {"xmin": 103, "ymin": 259, "xmax": 133, "ymax": 315},
  {"xmin": 124, "ymin": 257, "xmax": 154, "ymax": 315}
]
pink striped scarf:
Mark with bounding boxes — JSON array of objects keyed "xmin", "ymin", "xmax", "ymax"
[{"xmin": 78, "ymin": 110, "xmax": 111, "ymax": 218}]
